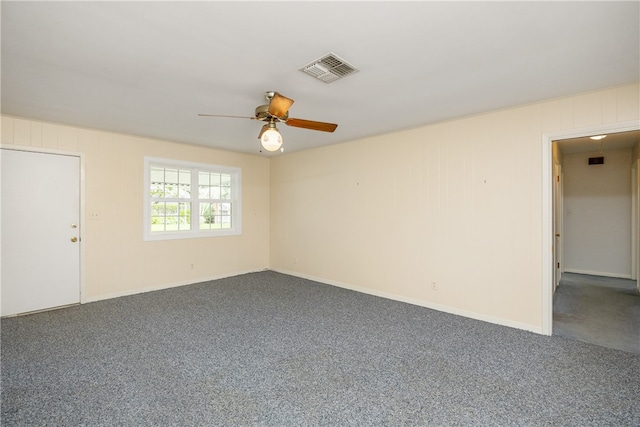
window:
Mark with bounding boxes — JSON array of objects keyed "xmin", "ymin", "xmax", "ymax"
[{"xmin": 144, "ymin": 157, "xmax": 241, "ymax": 240}]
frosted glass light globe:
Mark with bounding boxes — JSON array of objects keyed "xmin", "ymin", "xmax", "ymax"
[{"xmin": 261, "ymin": 128, "xmax": 283, "ymax": 151}]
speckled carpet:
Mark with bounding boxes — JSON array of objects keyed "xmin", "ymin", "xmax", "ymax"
[{"xmin": 2, "ymin": 271, "xmax": 639, "ymax": 426}]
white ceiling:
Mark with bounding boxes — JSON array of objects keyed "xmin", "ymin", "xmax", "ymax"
[{"xmin": 2, "ymin": 1, "xmax": 638, "ymax": 155}]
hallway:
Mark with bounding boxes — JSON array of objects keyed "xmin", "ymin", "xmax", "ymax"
[{"xmin": 553, "ymin": 273, "xmax": 640, "ymax": 354}]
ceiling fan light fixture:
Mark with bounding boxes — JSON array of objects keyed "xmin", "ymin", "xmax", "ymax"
[
  {"xmin": 261, "ymin": 126, "xmax": 283, "ymax": 152},
  {"xmin": 200, "ymin": 90, "xmax": 337, "ymax": 154}
]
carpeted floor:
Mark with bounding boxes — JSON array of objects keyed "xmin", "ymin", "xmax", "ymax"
[
  {"xmin": 553, "ymin": 273, "xmax": 640, "ymax": 354},
  {"xmin": 2, "ymin": 271, "xmax": 639, "ymax": 426}
]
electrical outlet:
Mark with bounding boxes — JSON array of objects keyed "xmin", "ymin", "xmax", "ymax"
[{"xmin": 431, "ymin": 281, "xmax": 437, "ymax": 290}]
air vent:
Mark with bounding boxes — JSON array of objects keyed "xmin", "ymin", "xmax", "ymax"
[
  {"xmin": 300, "ymin": 53, "xmax": 358, "ymax": 83},
  {"xmin": 588, "ymin": 156, "xmax": 604, "ymax": 165}
]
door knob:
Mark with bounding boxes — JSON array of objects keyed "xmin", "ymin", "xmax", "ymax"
[{"xmin": 70, "ymin": 237, "xmax": 78, "ymax": 243}]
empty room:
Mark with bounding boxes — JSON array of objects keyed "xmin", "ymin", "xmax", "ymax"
[{"xmin": 1, "ymin": 2, "xmax": 639, "ymax": 426}]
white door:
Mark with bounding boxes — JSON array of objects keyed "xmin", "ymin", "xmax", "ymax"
[
  {"xmin": 553, "ymin": 163, "xmax": 563, "ymax": 292},
  {"xmin": 1, "ymin": 149, "xmax": 81, "ymax": 316}
]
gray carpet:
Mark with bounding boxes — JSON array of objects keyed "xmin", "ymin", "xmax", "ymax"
[
  {"xmin": 2, "ymin": 271, "xmax": 639, "ymax": 426},
  {"xmin": 553, "ymin": 273, "xmax": 640, "ymax": 354}
]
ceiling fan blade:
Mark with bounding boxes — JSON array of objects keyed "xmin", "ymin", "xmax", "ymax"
[
  {"xmin": 257, "ymin": 124, "xmax": 269, "ymax": 139},
  {"xmin": 198, "ymin": 114, "xmax": 257, "ymax": 120},
  {"xmin": 285, "ymin": 118, "xmax": 338, "ymax": 133},
  {"xmin": 268, "ymin": 93, "xmax": 294, "ymax": 118}
]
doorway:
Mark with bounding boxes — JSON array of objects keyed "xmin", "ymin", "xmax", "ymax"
[
  {"xmin": 544, "ymin": 127, "xmax": 640, "ymax": 349},
  {"xmin": 1, "ymin": 148, "xmax": 82, "ymax": 316},
  {"xmin": 542, "ymin": 122, "xmax": 640, "ymax": 335}
]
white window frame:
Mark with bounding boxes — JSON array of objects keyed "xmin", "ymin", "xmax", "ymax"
[{"xmin": 143, "ymin": 157, "xmax": 241, "ymax": 241}]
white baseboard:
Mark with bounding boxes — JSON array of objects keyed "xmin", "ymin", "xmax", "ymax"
[
  {"xmin": 271, "ymin": 268, "xmax": 543, "ymax": 335},
  {"xmin": 82, "ymin": 268, "xmax": 268, "ymax": 304},
  {"xmin": 563, "ymin": 269, "xmax": 632, "ymax": 279}
]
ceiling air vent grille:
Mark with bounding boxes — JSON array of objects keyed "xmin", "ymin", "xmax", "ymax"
[{"xmin": 300, "ymin": 53, "xmax": 358, "ymax": 83}]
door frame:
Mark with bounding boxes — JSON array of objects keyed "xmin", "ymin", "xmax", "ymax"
[
  {"xmin": 632, "ymin": 159, "xmax": 639, "ymax": 284},
  {"xmin": 632, "ymin": 159, "xmax": 640, "ymax": 291},
  {"xmin": 541, "ymin": 120, "xmax": 640, "ymax": 335},
  {"xmin": 0, "ymin": 144, "xmax": 87, "ymax": 306},
  {"xmin": 552, "ymin": 162, "xmax": 563, "ymax": 293}
]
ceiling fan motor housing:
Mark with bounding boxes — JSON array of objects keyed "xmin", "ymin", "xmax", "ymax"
[{"xmin": 255, "ymin": 104, "xmax": 287, "ymax": 121}]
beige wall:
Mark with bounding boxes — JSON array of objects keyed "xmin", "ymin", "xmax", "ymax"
[
  {"xmin": 270, "ymin": 83, "xmax": 640, "ymax": 332},
  {"xmin": 1, "ymin": 118, "xmax": 270, "ymax": 301},
  {"xmin": 563, "ymin": 148, "xmax": 632, "ymax": 277}
]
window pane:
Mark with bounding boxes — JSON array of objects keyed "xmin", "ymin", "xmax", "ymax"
[
  {"xmin": 221, "ymin": 174, "xmax": 231, "ymax": 186},
  {"xmin": 161, "ymin": 202, "xmax": 190, "ymax": 231},
  {"xmin": 150, "ymin": 168, "xmax": 164, "ymax": 181},
  {"xmin": 150, "ymin": 167, "xmax": 190, "ymax": 199},
  {"xmin": 165, "ymin": 202, "xmax": 178, "ymax": 215},
  {"xmin": 151, "ymin": 216, "xmax": 165, "ymax": 231},
  {"xmin": 150, "ymin": 167, "xmax": 164, "ymax": 182},
  {"xmin": 178, "ymin": 183, "xmax": 191, "ymax": 198},
  {"xmin": 165, "ymin": 169, "xmax": 179, "ymax": 184},
  {"xmin": 179, "ymin": 202, "xmax": 191, "ymax": 230},
  {"xmin": 198, "ymin": 203, "xmax": 214, "ymax": 230},
  {"xmin": 151, "ymin": 202, "xmax": 165, "ymax": 215},
  {"xmin": 179, "ymin": 170, "xmax": 191, "ymax": 198},
  {"xmin": 151, "ymin": 201, "xmax": 169, "ymax": 232},
  {"xmin": 211, "ymin": 187, "xmax": 221, "ymax": 199},
  {"xmin": 198, "ymin": 185, "xmax": 210, "ymax": 199},
  {"xmin": 150, "ymin": 168, "xmax": 165, "ymax": 198},
  {"xmin": 221, "ymin": 187, "xmax": 231, "ymax": 199},
  {"xmin": 199, "ymin": 202, "xmax": 212, "ymax": 229},
  {"xmin": 199, "ymin": 171, "xmax": 209, "ymax": 185},
  {"xmin": 199, "ymin": 202, "xmax": 233, "ymax": 230},
  {"xmin": 164, "ymin": 184, "xmax": 177, "ymax": 198},
  {"xmin": 150, "ymin": 183, "xmax": 164, "ymax": 198}
]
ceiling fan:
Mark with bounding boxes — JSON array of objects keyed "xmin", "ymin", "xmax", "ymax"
[{"xmin": 199, "ymin": 91, "xmax": 338, "ymax": 152}]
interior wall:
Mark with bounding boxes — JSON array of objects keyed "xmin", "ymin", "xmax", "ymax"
[
  {"xmin": 562, "ymin": 148, "xmax": 632, "ymax": 278},
  {"xmin": 0, "ymin": 117, "xmax": 271, "ymax": 301},
  {"xmin": 270, "ymin": 83, "xmax": 640, "ymax": 333}
]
